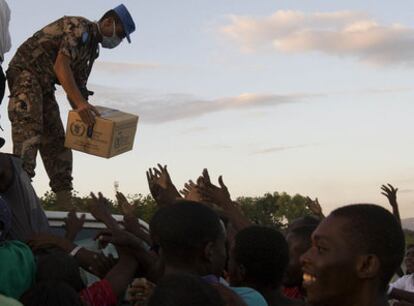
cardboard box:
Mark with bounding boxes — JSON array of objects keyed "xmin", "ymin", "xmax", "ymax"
[{"xmin": 65, "ymin": 106, "xmax": 138, "ymax": 158}]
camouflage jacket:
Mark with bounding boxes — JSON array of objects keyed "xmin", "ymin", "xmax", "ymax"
[{"xmin": 8, "ymin": 16, "xmax": 99, "ymax": 92}]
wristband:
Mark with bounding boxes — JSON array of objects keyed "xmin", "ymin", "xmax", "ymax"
[{"xmin": 70, "ymin": 245, "xmax": 82, "ymax": 257}]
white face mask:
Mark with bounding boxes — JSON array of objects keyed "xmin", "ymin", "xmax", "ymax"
[{"xmin": 99, "ymin": 21, "xmax": 122, "ymax": 49}]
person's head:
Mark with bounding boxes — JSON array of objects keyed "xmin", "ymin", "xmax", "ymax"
[
  {"xmin": 0, "ymin": 196, "xmax": 11, "ymax": 241},
  {"xmin": 229, "ymin": 225, "xmax": 289, "ymax": 290},
  {"xmin": 284, "ymin": 224, "xmax": 318, "ymax": 287},
  {"xmin": 20, "ymin": 281, "xmax": 83, "ymax": 306},
  {"xmin": 287, "ymin": 216, "xmax": 321, "ymax": 233},
  {"xmin": 405, "ymin": 244, "xmax": 414, "ymax": 274},
  {"xmin": 98, "ymin": 4, "xmax": 136, "ymax": 49},
  {"xmin": 150, "ymin": 201, "xmax": 226, "ymax": 277},
  {"xmin": 35, "ymin": 251, "xmax": 85, "ymax": 292},
  {"xmin": 300, "ymin": 204, "xmax": 405, "ymax": 306},
  {"xmin": 0, "ymin": 153, "xmax": 14, "ymax": 192},
  {"xmin": 147, "ymin": 273, "xmax": 225, "ymax": 306}
]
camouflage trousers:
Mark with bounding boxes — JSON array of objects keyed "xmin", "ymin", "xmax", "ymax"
[{"xmin": 7, "ymin": 69, "xmax": 73, "ymax": 192}]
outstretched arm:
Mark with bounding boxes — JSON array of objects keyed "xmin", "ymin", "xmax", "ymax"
[
  {"xmin": 390, "ymin": 288, "xmax": 414, "ymax": 304},
  {"xmin": 116, "ymin": 192, "xmax": 152, "ymax": 245},
  {"xmin": 104, "ymin": 246, "xmax": 138, "ymax": 299},
  {"xmin": 97, "ymin": 229, "xmax": 157, "ymax": 281},
  {"xmin": 381, "ymin": 184, "xmax": 401, "ymax": 225},
  {"xmin": 146, "ymin": 164, "xmax": 182, "ymax": 207},
  {"xmin": 197, "ymin": 169, "xmax": 251, "ymax": 232},
  {"xmin": 305, "ymin": 197, "xmax": 325, "ymax": 219},
  {"xmin": 54, "ymin": 52, "xmax": 99, "ymax": 125},
  {"xmin": 88, "ymin": 192, "xmax": 121, "ymax": 231},
  {"xmin": 28, "ymin": 233, "xmax": 115, "ymax": 278},
  {"xmin": 64, "ymin": 210, "xmax": 86, "ymax": 242}
]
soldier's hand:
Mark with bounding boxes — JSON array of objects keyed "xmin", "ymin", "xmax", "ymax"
[{"xmin": 77, "ymin": 103, "xmax": 100, "ymax": 126}]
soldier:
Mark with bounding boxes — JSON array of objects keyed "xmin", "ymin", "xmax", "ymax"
[{"xmin": 6, "ymin": 4, "xmax": 136, "ymax": 209}]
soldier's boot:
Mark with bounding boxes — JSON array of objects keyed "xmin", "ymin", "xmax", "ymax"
[{"xmin": 55, "ymin": 190, "xmax": 74, "ymax": 211}]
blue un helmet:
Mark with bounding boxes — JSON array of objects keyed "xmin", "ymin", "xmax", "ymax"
[{"xmin": 113, "ymin": 4, "xmax": 136, "ymax": 43}]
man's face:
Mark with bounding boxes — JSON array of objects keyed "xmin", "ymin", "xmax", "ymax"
[
  {"xmin": 300, "ymin": 216, "xmax": 360, "ymax": 306},
  {"xmin": 100, "ymin": 18, "xmax": 125, "ymax": 40},
  {"xmin": 405, "ymin": 247, "xmax": 414, "ymax": 274},
  {"xmin": 284, "ymin": 232, "xmax": 311, "ymax": 287}
]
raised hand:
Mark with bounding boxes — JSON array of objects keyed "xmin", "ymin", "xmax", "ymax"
[
  {"xmin": 116, "ymin": 191, "xmax": 136, "ymax": 217},
  {"xmin": 198, "ymin": 169, "xmax": 232, "ymax": 207},
  {"xmin": 146, "ymin": 164, "xmax": 182, "ymax": 206},
  {"xmin": 88, "ymin": 192, "xmax": 120, "ymax": 230},
  {"xmin": 381, "ymin": 184, "xmax": 398, "ymax": 208},
  {"xmin": 305, "ymin": 197, "xmax": 324, "ymax": 218},
  {"xmin": 381, "ymin": 183, "xmax": 401, "ymax": 224},
  {"xmin": 96, "ymin": 228, "xmax": 151, "ymax": 252},
  {"xmin": 198, "ymin": 169, "xmax": 251, "ymax": 231},
  {"xmin": 64, "ymin": 209, "xmax": 86, "ymax": 241},
  {"xmin": 180, "ymin": 179, "xmax": 203, "ymax": 202}
]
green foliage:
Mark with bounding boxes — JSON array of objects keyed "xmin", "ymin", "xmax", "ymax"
[
  {"xmin": 404, "ymin": 229, "xmax": 414, "ymax": 247},
  {"xmin": 39, "ymin": 191, "xmax": 157, "ymax": 223},
  {"xmin": 237, "ymin": 192, "xmax": 313, "ymax": 230},
  {"xmin": 126, "ymin": 193, "xmax": 158, "ymax": 223},
  {"xmin": 40, "ymin": 190, "xmax": 313, "ymax": 227}
]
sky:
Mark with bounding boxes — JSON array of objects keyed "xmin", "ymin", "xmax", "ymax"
[{"xmin": 1, "ymin": 0, "xmax": 414, "ymax": 217}]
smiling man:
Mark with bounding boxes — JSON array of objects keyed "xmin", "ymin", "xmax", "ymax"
[{"xmin": 300, "ymin": 204, "xmax": 405, "ymax": 306}]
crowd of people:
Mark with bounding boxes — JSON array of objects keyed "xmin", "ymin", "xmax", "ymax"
[{"xmin": 0, "ymin": 157, "xmax": 413, "ymax": 306}]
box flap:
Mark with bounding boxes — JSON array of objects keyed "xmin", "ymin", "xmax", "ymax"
[{"xmin": 95, "ymin": 106, "xmax": 138, "ymax": 123}]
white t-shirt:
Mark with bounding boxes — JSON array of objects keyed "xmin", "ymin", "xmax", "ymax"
[
  {"xmin": 390, "ymin": 274, "xmax": 414, "ymax": 292},
  {"xmin": 0, "ymin": 0, "xmax": 11, "ymax": 61}
]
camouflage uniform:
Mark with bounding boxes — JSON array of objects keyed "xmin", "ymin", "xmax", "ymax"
[{"xmin": 7, "ymin": 16, "xmax": 99, "ymax": 192}]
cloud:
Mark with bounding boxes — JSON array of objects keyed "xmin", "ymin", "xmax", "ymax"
[
  {"xmin": 93, "ymin": 61, "xmax": 161, "ymax": 74},
  {"xmin": 89, "ymin": 84, "xmax": 309, "ymax": 124},
  {"xmin": 252, "ymin": 144, "xmax": 315, "ymax": 155},
  {"xmin": 83, "ymin": 83, "xmax": 412, "ymax": 125},
  {"xmin": 198, "ymin": 144, "xmax": 233, "ymax": 150},
  {"xmin": 180, "ymin": 127, "xmax": 209, "ymax": 135},
  {"xmin": 220, "ymin": 10, "xmax": 414, "ymax": 65}
]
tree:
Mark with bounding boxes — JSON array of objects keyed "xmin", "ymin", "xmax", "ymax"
[
  {"xmin": 237, "ymin": 191, "xmax": 313, "ymax": 229},
  {"xmin": 39, "ymin": 191, "xmax": 157, "ymax": 223},
  {"xmin": 40, "ymin": 190, "xmax": 314, "ymax": 227}
]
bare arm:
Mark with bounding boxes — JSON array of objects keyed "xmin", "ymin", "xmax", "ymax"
[
  {"xmin": 28, "ymin": 233, "xmax": 115, "ymax": 278},
  {"xmin": 88, "ymin": 192, "xmax": 121, "ymax": 231},
  {"xmin": 105, "ymin": 247, "xmax": 138, "ymax": 298},
  {"xmin": 381, "ymin": 184, "xmax": 401, "ymax": 225},
  {"xmin": 146, "ymin": 164, "xmax": 182, "ymax": 207},
  {"xmin": 197, "ymin": 169, "xmax": 252, "ymax": 232},
  {"xmin": 54, "ymin": 52, "xmax": 99, "ymax": 125},
  {"xmin": 64, "ymin": 210, "xmax": 86, "ymax": 242},
  {"xmin": 98, "ymin": 229, "xmax": 158, "ymax": 282},
  {"xmin": 390, "ymin": 288, "xmax": 414, "ymax": 303},
  {"xmin": 305, "ymin": 197, "xmax": 325, "ymax": 219}
]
